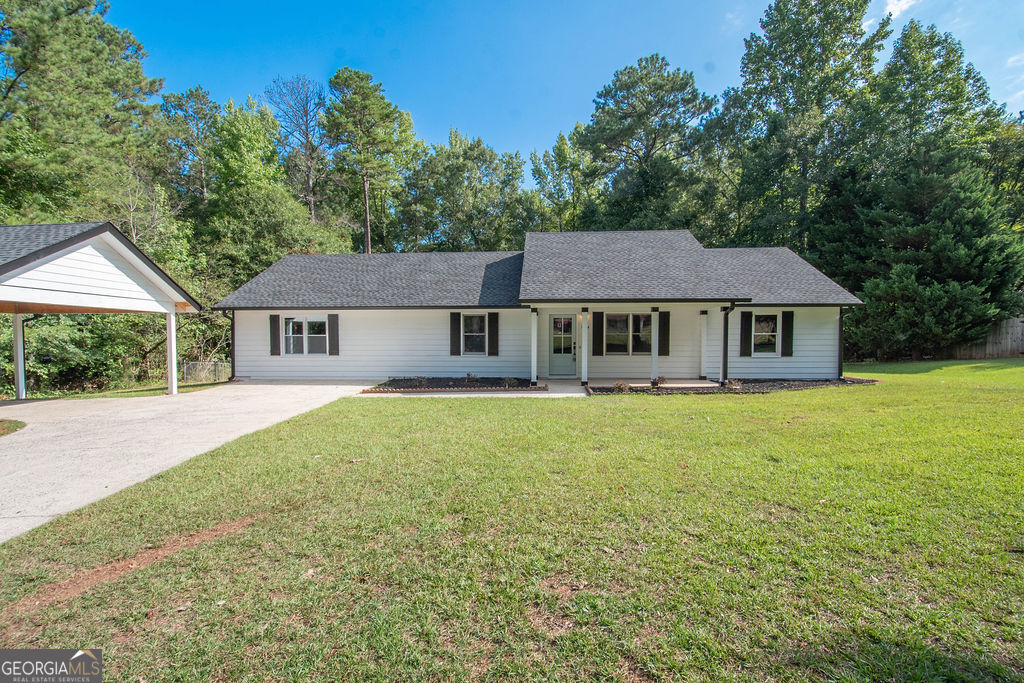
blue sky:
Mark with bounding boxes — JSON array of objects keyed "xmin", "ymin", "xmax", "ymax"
[{"xmin": 109, "ymin": 0, "xmax": 1024, "ymax": 159}]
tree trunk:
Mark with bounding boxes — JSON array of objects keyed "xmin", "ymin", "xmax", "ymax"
[
  {"xmin": 362, "ymin": 173, "xmax": 372, "ymax": 254},
  {"xmin": 306, "ymin": 164, "xmax": 316, "ymax": 223}
]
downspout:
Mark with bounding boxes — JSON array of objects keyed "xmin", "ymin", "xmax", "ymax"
[
  {"xmin": 837, "ymin": 307, "xmax": 844, "ymax": 380},
  {"xmin": 720, "ymin": 303, "xmax": 736, "ymax": 386},
  {"xmin": 223, "ymin": 310, "xmax": 236, "ymax": 381}
]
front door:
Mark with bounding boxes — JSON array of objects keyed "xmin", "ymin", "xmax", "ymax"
[{"xmin": 549, "ymin": 315, "xmax": 577, "ymax": 376}]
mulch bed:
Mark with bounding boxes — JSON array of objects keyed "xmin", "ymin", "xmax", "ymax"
[
  {"xmin": 362, "ymin": 377, "xmax": 546, "ymax": 393},
  {"xmin": 588, "ymin": 377, "xmax": 878, "ymax": 395}
]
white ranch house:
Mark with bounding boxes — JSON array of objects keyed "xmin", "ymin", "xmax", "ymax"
[{"xmin": 216, "ymin": 230, "xmax": 861, "ymax": 385}]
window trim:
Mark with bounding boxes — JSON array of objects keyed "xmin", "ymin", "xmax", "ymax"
[
  {"xmin": 462, "ymin": 313, "xmax": 487, "ymax": 355},
  {"xmin": 603, "ymin": 312, "xmax": 653, "ymax": 356},
  {"xmin": 752, "ymin": 313, "xmax": 780, "ymax": 357},
  {"xmin": 282, "ymin": 315, "xmax": 330, "ymax": 356}
]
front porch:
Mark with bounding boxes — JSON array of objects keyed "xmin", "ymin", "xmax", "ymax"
[
  {"xmin": 588, "ymin": 378, "xmax": 720, "ymax": 389},
  {"xmin": 526, "ymin": 302, "xmax": 732, "ymax": 386}
]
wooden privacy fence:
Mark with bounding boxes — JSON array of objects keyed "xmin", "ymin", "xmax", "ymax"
[{"xmin": 951, "ymin": 317, "xmax": 1024, "ymax": 360}]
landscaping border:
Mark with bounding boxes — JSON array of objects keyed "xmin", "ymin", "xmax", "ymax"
[
  {"xmin": 362, "ymin": 384, "xmax": 549, "ymax": 394},
  {"xmin": 588, "ymin": 377, "xmax": 877, "ymax": 395}
]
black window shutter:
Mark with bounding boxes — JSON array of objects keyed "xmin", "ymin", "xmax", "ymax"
[
  {"xmin": 658, "ymin": 311, "xmax": 670, "ymax": 356},
  {"xmin": 781, "ymin": 311, "xmax": 794, "ymax": 356},
  {"xmin": 450, "ymin": 312, "xmax": 461, "ymax": 356},
  {"xmin": 269, "ymin": 314, "xmax": 280, "ymax": 356},
  {"xmin": 328, "ymin": 314, "xmax": 340, "ymax": 355},
  {"xmin": 487, "ymin": 312, "xmax": 499, "ymax": 356},
  {"xmin": 739, "ymin": 311, "xmax": 752, "ymax": 357},
  {"xmin": 592, "ymin": 312, "xmax": 604, "ymax": 356}
]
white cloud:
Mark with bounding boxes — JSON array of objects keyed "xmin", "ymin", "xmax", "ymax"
[
  {"xmin": 885, "ymin": 0, "xmax": 922, "ymax": 19},
  {"xmin": 1007, "ymin": 88, "xmax": 1024, "ymax": 104},
  {"xmin": 862, "ymin": 18, "xmax": 877, "ymax": 31},
  {"xmin": 1008, "ymin": 53, "xmax": 1024, "ymax": 68}
]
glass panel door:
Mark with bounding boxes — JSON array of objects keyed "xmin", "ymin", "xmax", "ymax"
[{"xmin": 549, "ymin": 315, "xmax": 576, "ymax": 376}]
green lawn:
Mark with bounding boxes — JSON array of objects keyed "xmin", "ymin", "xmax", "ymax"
[
  {"xmin": 64, "ymin": 380, "xmax": 226, "ymax": 399},
  {"xmin": 0, "ymin": 418, "xmax": 24, "ymax": 437},
  {"xmin": 1, "ymin": 381, "xmax": 225, "ymax": 402},
  {"xmin": 1, "ymin": 361, "xmax": 1022, "ymax": 680}
]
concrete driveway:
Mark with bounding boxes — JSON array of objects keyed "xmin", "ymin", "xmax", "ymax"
[{"xmin": 0, "ymin": 381, "xmax": 370, "ymax": 543}]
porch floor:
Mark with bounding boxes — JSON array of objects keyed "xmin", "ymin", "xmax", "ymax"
[{"xmin": 586, "ymin": 378, "xmax": 719, "ymax": 389}]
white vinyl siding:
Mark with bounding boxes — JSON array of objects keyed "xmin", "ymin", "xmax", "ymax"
[
  {"xmin": 535, "ymin": 303, "xmax": 707, "ymax": 379},
  {"xmin": 236, "ymin": 308, "xmax": 531, "ymax": 380},
  {"xmin": 702, "ymin": 306, "xmax": 839, "ymax": 380},
  {"xmin": 0, "ymin": 235, "xmax": 179, "ymax": 313},
  {"xmin": 235, "ymin": 304, "xmax": 840, "ymax": 381}
]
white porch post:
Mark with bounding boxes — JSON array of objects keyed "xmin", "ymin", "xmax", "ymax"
[
  {"xmin": 530, "ymin": 308, "xmax": 538, "ymax": 386},
  {"xmin": 579, "ymin": 308, "xmax": 589, "ymax": 385},
  {"xmin": 166, "ymin": 311, "xmax": 178, "ymax": 396},
  {"xmin": 12, "ymin": 313, "xmax": 26, "ymax": 400},
  {"xmin": 650, "ymin": 307, "xmax": 659, "ymax": 383},
  {"xmin": 699, "ymin": 310, "xmax": 708, "ymax": 379}
]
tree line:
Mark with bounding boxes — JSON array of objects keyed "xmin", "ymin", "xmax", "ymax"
[{"xmin": 1, "ymin": 0, "xmax": 1022, "ymax": 393}]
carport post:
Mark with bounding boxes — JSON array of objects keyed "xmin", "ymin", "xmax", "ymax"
[
  {"xmin": 12, "ymin": 313, "xmax": 25, "ymax": 400},
  {"xmin": 166, "ymin": 311, "xmax": 178, "ymax": 396}
]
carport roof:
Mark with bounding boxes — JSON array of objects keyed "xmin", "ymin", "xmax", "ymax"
[
  {"xmin": 0, "ymin": 222, "xmax": 107, "ymax": 272},
  {"xmin": 0, "ymin": 221, "xmax": 202, "ymax": 312}
]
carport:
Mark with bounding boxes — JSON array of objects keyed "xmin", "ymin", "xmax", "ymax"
[{"xmin": 0, "ymin": 222, "xmax": 201, "ymax": 398}]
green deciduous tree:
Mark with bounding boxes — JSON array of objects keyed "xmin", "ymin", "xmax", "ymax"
[
  {"xmin": 530, "ymin": 125, "xmax": 598, "ymax": 232},
  {"xmin": 399, "ymin": 129, "xmax": 535, "ymax": 251},
  {"xmin": 720, "ymin": 0, "xmax": 890, "ymax": 248}
]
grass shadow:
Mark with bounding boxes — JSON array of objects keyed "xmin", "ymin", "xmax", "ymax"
[
  {"xmin": 848, "ymin": 359, "xmax": 1024, "ymax": 375},
  {"xmin": 788, "ymin": 633, "xmax": 1022, "ymax": 681}
]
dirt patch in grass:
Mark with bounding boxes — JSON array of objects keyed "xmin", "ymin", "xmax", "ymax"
[
  {"xmin": 527, "ymin": 603, "xmax": 575, "ymax": 637},
  {"xmin": 0, "ymin": 514, "xmax": 261, "ymax": 626},
  {"xmin": 590, "ymin": 377, "xmax": 878, "ymax": 395}
]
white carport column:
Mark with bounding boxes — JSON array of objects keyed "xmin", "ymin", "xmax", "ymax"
[
  {"xmin": 166, "ymin": 311, "xmax": 178, "ymax": 396},
  {"xmin": 650, "ymin": 307, "xmax": 659, "ymax": 384},
  {"xmin": 12, "ymin": 313, "xmax": 26, "ymax": 400},
  {"xmin": 580, "ymin": 308, "xmax": 589, "ymax": 385},
  {"xmin": 530, "ymin": 308, "xmax": 538, "ymax": 386}
]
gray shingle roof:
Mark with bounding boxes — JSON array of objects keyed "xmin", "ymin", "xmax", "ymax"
[
  {"xmin": 519, "ymin": 230, "xmax": 754, "ymax": 302},
  {"xmin": 703, "ymin": 248, "xmax": 862, "ymax": 305},
  {"xmin": 214, "ymin": 251, "xmax": 525, "ymax": 309},
  {"xmin": 0, "ymin": 222, "xmax": 106, "ymax": 271},
  {"xmin": 215, "ymin": 230, "xmax": 860, "ymax": 309},
  {"xmin": 518, "ymin": 230, "xmax": 859, "ymax": 305}
]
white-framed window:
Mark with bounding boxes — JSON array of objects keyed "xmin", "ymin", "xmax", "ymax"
[
  {"xmin": 753, "ymin": 314, "xmax": 778, "ymax": 355},
  {"xmin": 605, "ymin": 313, "xmax": 652, "ymax": 355},
  {"xmin": 463, "ymin": 313, "xmax": 486, "ymax": 354},
  {"xmin": 283, "ymin": 316, "xmax": 329, "ymax": 355}
]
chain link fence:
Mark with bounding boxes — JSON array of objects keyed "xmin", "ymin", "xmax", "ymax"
[{"xmin": 183, "ymin": 361, "xmax": 232, "ymax": 384}]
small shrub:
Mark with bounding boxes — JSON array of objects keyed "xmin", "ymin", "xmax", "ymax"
[
  {"xmin": 613, "ymin": 380, "xmax": 631, "ymax": 394},
  {"xmin": 652, "ymin": 375, "xmax": 667, "ymax": 387},
  {"xmin": 465, "ymin": 372, "xmax": 478, "ymax": 384},
  {"xmin": 502, "ymin": 377, "xmax": 519, "ymax": 387},
  {"xmin": 726, "ymin": 378, "xmax": 743, "ymax": 390},
  {"xmin": 411, "ymin": 376, "xmax": 428, "ymax": 388}
]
